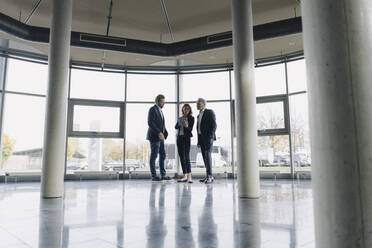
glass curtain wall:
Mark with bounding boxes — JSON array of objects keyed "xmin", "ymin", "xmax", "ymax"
[
  {"xmin": 126, "ymin": 73, "xmax": 176, "ymax": 173},
  {"xmin": 67, "ymin": 69, "xmax": 125, "ymax": 173},
  {"xmin": 287, "ymin": 60, "xmax": 311, "ymax": 172},
  {"xmin": 231, "ymin": 59, "xmax": 311, "ymax": 174},
  {"xmin": 180, "ymin": 71, "xmax": 232, "ymax": 174},
  {"xmin": 0, "ymin": 51, "xmax": 310, "ymax": 177},
  {"xmin": 1, "ymin": 59, "xmax": 47, "ymax": 172}
]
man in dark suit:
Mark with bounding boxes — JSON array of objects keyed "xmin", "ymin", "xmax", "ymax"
[
  {"xmin": 147, "ymin": 94, "xmax": 171, "ymax": 181},
  {"xmin": 196, "ymin": 98, "xmax": 217, "ymax": 184}
]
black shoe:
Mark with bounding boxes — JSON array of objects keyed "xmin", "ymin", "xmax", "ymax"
[
  {"xmin": 199, "ymin": 177, "xmax": 207, "ymax": 183},
  {"xmin": 187, "ymin": 180, "xmax": 193, "ymax": 184},
  {"xmin": 152, "ymin": 176, "xmax": 161, "ymax": 182},
  {"xmin": 205, "ymin": 177, "xmax": 214, "ymax": 184},
  {"xmin": 161, "ymin": 175, "xmax": 171, "ymax": 180},
  {"xmin": 177, "ymin": 178, "xmax": 188, "ymax": 183}
]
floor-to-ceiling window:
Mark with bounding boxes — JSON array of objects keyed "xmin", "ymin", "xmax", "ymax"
[
  {"xmin": 231, "ymin": 58, "xmax": 310, "ymax": 175},
  {"xmin": 287, "ymin": 59, "xmax": 311, "ymax": 172},
  {"xmin": 0, "ymin": 48, "xmax": 310, "ymax": 177},
  {"xmin": 67, "ymin": 68, "xmax": 125, "ymax": 173},
  {"xmin": 126, "ymin": 72, "xmax": 176, "ymax": 173},
  {"xmin": 180, "ymin": 70, "xmax": 232, "ymax": 174},
  {"xmin": 1, "ymin": 58, "xmax": 47, "ymax": 172}
]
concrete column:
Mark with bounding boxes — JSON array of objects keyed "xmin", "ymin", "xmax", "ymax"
[
  {"xmin": 41, "ymin": 0, "xmax": 72, "ymax": 198},
  {"xmin": 301, "ymin": 0, "xmax": 372, "ymax": 247},
  {"xmin": 231, "ymin": 0, "xmax": 260, "ymax": 198}
]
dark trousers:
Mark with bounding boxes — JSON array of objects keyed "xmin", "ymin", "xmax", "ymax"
[
  {"xmin": 177, "ymin": 136, "xmax": 191, "ymax": 174},
  {"xmin": 149, "ymin": 140, "xmax": 166, "ymax": 178},
  {"xmin": 198, "ymin": 135, "xmax": 213, "ymax": 177}
]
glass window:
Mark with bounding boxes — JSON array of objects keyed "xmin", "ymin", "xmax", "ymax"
[
  {"xmin": 287, "ymin": 59, "xmax": 308, "ymax": 93},
  {"xmin": 255, "ymin": 64, "xmax": 286, "ymax": 96},
  {"xmin": 289, "ymin": 94, "xmax": 311, "ymax": 170},
  {"xmin": 66, "ymin": 138, "xmax": 124, "ymax": 172},
  {"xmin": 181, "ymin": 71, "xmax": 230, "ymax": 101},
  {"xmin": 256, "ymin": 102, "xmax": 285, "ymax": 130},
  {"xmin": 1, "ymin": 94, "xmax": 45, "ymax": 171},
  {"xmin": 127, "ymin": 73, "xmax": 176, "ymax": 102},
  {"xmin": 125, "ymin": 103, "xmax": 176, "ymax": 172},
  {"xmin": 70, "ymin": 69, "xmax": 125, "ymax": 101},
  {"xmin": 6, "ymin": 59, "xmax": 47, "ymax": 95},
  {"xmin": 258, "ymin": 135, "xmax": 290, "ymax": 172},
  {"xmin": 72, "ymin": 105, "xmax": 121, "ymax": 133}
]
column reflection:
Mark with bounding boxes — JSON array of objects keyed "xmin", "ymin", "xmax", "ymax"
[
  {"xmin": 146, "ymin": 183, "xmax": 168, "ymax": 248},
  {"xmin": 235, "ymin": 198, "xmax": 261, "ymax": 248},
  {"xmin": 38, "ymin": 198, "xmax": 65, "ymax": 248},
  {"xmin": 175, "ymin": 184, "xmax": 195, "ymax": 248},
  {"xmin": 198, "ymin": 184, "xmax": 218, "ymax": 248}
]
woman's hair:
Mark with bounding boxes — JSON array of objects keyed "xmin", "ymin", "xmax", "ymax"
[{"xmin": 182, "ymin": 104, "xmax": 193, "ymax": 116}]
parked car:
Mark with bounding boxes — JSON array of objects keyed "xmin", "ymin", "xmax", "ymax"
[
  {"xmin": 125, "ymin": 159, "xmax": 141, "ymax": 171},
  {"xmin": 273, "ymin": 155, "xmax": 290, "ymax": 166},
  {"xmin": 294, "ymin": 153, "xmax": 311, "ymax": 167},
  {"xmin": 66, "ymin": 163, "xmax": 87, "ymax": 170},
  {"xmin": 195, "ymin": 153, "xmax": 227, "ymax": 168},
  {"xmin": 258, "ymin": 159, "xmax": 270, "ymax": 167},
  {"xmin": 103, "ymin": 159, "xmax": 140, "ymax": 172}
]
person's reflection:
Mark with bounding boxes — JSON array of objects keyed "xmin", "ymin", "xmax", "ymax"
[
  {"xmin": 146, "ymin": 183, "xmax": 167, "ymax": 248},
  {"xmin": 234, "ymin": 199, "xmax": 261, "ymax": 248},
  {"xmin": 38, "ymin": 198, "xmax": 66, "ymax": 248},
  {"xmin": 198, "ymin": 184, "xmax": 218, "ymax": 248},
  {"xmin": 176, "ymin": 184, "xmax": 195, "ymax": 247}
]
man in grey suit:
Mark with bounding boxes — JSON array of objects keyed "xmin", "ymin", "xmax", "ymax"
[{"xmin": 196, "ymin": 98, "xmax": 217, "ymax": 184}]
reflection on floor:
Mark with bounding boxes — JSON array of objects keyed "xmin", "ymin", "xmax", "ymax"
[{"xmin": 0, "ymin": 179, "xmax": 314, "ymax": 248}]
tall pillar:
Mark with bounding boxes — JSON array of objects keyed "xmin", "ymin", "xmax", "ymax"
[
  {"xmin": 231, "ymin": 0, "xmax": 260, "ymax": 198},
  {"xmin": 41, "ymin": 0, "xmax": 72, "ymax": 198},
  {"xmin": 301, "ymin": 0, "xmax": 372, "ymax": 247}
]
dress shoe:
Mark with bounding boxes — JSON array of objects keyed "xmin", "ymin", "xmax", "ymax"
[
  {"xmin": 152, "ymin": 176, "xmax": 161, "ymax": 182},
  {"xmin": 161, "ymin": 175, "xmax": 171, "ymax": 180},
  {"xmin": 205, "ymin": 177, "xmax": 214, "ymax": 184},
  {"xmin": 199, "ymin": 177, "xmax": 207, "ymax": 183},
  {"xmin": 177, "ymin": 178, "xmax": 188, "ymax": 183}
]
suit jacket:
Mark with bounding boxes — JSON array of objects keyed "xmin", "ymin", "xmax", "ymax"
[
  {"xmin": 175, "ymin": 115, "xmax": 195, "ymax": 138},
  {"xmin": 146, "ymin": 105, "xmax": 168, "ymax": 142},
  {"xmin": 197, "ymin": 108, "xmax": 217, "ymax": 145}
]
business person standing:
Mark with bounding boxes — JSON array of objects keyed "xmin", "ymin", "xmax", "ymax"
[
  {"xmin": 175, "ymin": 104, "xmax": 195, "ymax": 183},
  {"xmin": 196, "ymin": 98, "xmax": 217, "ymax": 184},
  {"xmin": 147, "ymin": 94, "xmax": 171, "ymax": 181}
]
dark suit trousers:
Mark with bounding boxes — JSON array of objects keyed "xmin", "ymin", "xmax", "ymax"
[
  {"xmin": 149, "ymin": 140, "xmax": 166, "ymax": 177},
  {"xmin": 177, "ymin": 136, "xmax": 191, "ymax": 174},
  {"xmin": 198, "ymin": 135, "xmax": 213, "ymax": 177}
]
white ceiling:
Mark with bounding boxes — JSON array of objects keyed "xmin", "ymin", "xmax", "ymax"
[{"xmin": 0, "ymin": 0, "xmax": 303, "ymax": 66}]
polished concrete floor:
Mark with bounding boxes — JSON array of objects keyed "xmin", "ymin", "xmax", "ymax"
[{"xmin": 0, "ymin": 179, "xmax": 314, "ymax": 248}]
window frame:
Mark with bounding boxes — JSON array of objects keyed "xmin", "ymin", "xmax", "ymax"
[{"xmin": 67, "ymin": 99, "xmax": 125, "ymax": 138}]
